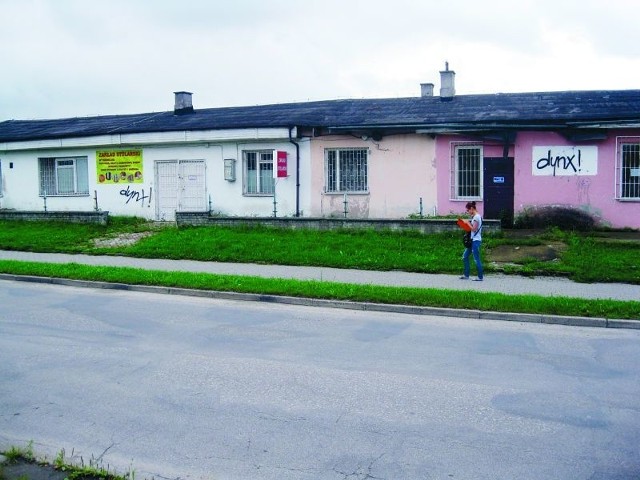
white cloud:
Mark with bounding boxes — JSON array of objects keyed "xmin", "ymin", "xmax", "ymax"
[{"xmin": 1, "ymin": 0, "xmax": 638, "ymax": 120}]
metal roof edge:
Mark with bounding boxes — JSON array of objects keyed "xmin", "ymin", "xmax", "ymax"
[{"xmin": 0, "ymin": 127, "xmax": 294, "ymax": 152}]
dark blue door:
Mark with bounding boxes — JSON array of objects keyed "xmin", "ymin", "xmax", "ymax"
[{"xmin": 483, "ymin": 157, "xmax": 514, "ymax": 227}]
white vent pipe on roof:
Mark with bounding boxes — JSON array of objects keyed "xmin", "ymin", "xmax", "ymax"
[
  {"xmin": 439, "ymin": 62, "xmax": 455, "ymax": 99},
  {"xmin": 420, "ymin": 83, "xmax": 434, "ymax": 97}
]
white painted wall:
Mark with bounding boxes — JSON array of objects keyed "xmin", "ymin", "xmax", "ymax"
[
  {"xmin": 0, "ymin": 130, "xmax": 308, "ymax": 220},
  {"xmin": 1, "ymin": 148, "xmax": 100, "ymax": 213}
]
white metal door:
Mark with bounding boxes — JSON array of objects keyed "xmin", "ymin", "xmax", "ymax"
[
  {"xmin": 179, "ymin": 160, "xmax": 207, "ymax": 212},
  {"xmin": 155, "ymin": 160, "xmax": 206, "ymax": 221},
  {"xmin": 156, "ymin": 161, "xmax": 178, "ymax": 221}
]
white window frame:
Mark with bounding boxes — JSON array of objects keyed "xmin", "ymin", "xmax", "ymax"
[
  {"xmin": 243, "ymin": 150, "xmax": 275, "ymax": 196},
  {"xmin": 616, "ymin": 138, "xmax": 640, "ymax": 201},
  {"xmin": 324, "ymin": 148, "xmax": 369, "ymax": 193},
  {"xmin": 39, "ymin": 156, "xmax": 89, "ymax": 196},
  {"xmin": 451, "ymin": 144, "xmax": 483, "ymax": 200}
]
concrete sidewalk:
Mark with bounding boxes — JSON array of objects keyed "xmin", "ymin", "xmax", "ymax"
[
  {"xmin": 1, "ymin": 249, "xmax": 639, "ymax": 331},
  {"xmin": 1, "ymin": 249, "xmax": 639, "ymax": 302}
]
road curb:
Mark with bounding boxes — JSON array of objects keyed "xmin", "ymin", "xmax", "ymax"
[{"xmin": 1, "ymin": 273, "xmax": 637, "ymax": 330}]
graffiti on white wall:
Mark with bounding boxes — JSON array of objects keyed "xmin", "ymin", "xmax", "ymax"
[
  {"xmin": 120, "ymin": 185, "xmax": 152, "ymax": 206},
  {"xmin": 532, "ymin": 146, "xmax": 598, "ymax": 176}
]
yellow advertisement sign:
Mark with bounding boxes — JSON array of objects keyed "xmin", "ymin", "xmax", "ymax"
[{"xmin": 96, "ymin": 150, "xmax": 143, "ymax": 184}]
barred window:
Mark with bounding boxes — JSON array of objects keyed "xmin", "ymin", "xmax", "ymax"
[
  {"xmin": 618, "ymin": 143, "xmax": 640, "ymax": 199},
  {"xmin": 325, "ymin": 148, "xmax": 368, "ymax": 193},
  {"xmin": 243, "ymin": 150, "xmax": 274, "ymax": 195},
  {"xmin": 39, "ymin": 157, "xmax": 89, "ymax": 196},
  {"xmin": 451, "ymin": 145, "xmax": 482, "ymax": 199}
]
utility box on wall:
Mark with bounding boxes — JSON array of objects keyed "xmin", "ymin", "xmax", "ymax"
[{"xmin": 224, "ymin": 158, "xmax": 236, "ymax": 181}]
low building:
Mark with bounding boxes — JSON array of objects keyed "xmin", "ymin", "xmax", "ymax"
[{"xmin": 1, "ymin": 67, "xmax": 638, "ymax": 228}]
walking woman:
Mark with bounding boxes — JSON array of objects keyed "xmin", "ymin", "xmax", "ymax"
[{"xmin": 460, "ymin": 201, "xmax": 484, "ymax": 281}]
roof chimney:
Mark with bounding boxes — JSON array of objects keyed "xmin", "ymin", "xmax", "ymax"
[
  {"xmin": 439, "ymin": 62, "xmax": 455, "ymax": 99},
  {"xmin": 174, "ymin": 91, "xmax": 194, "ymax": 115},
  {"xmin": 420, "ymin": 83, "xmax": 434, "ymax": 97}
]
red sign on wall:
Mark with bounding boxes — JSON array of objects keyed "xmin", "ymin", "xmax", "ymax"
[{"xmin": 275, "ymin": 150, "xmax": 288, "ymax": 178}]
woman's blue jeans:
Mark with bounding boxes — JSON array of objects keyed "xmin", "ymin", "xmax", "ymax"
[{"xmin": 462, "ymin": 240, "xmax": 483, "ymax": 279}]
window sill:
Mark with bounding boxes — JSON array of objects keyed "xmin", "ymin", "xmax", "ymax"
[
  {"xmin": 39, "ymin": 194, "xmax": 90, "ymax": 197},
  {"xmin": 324, "ymin": 191, "xmax": 369, "ymax": 195}
]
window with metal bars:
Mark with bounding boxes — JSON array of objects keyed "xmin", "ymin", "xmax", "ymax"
[
  {"xmin": 325, "ymin": 148, "xmax": 368, "ymax": 193},
  {"xmin": 243, "ymin": 151, "xmax": 275, "ymax": 195},
  {"xmin": 38, "ymin": 157, "xmax": 89, "ymax": 196},
  {"xmin": 619, "ymin": 143, "xmax": 640, "ymax": 199},
  {"xmin": 452, "ymin": 145, "xmax": 482, "ymax": 199}
]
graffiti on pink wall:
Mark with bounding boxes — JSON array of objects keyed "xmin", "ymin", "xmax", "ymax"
[{"xmin": 533, "ymin": 146, "xmax": 598, "ymax": 176}]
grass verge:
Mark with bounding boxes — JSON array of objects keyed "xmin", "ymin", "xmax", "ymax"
[
  {"xmin": 0, "ymin": 260, "xmax": 638, "ymax": 320},
  {"xmin": 1, "ymin": 442, "xmax": 133, "ymax": 480}
]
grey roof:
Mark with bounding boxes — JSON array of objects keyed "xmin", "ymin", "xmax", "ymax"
[{"xmin": 1, "ymin": 90, "xmax": 640, "ymax": 143}]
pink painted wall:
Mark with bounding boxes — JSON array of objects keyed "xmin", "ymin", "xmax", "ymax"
[
  {"xmin": 435, "ymin": 137, "xmax": 508, "ymax": 218},
  {"xmin": 309, "ymin": 135, "xmax": 436, "ymax": 218},
  {"xmin": 436, "ymin": 131, "xmax": 640, "ymax": 229}
]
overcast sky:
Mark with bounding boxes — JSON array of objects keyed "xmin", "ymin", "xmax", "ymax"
[{"xmin": 1, "ymin": 0, "xmax": 639, "ymax": 121}]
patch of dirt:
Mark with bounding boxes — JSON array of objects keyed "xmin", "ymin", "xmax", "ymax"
[
  {"xmin": 92, "ymin": 231, "xmax": 154, "ymax": 248},
  {"xmin": 487, "ymin": 242, "xmax": 568, "ymax": 265},
  {"xmin": 492, "ymin": 228, "xmax": 640, "ymax": 266},
  {"xmin": 1, "ymin": 460, "xmax": 69, "ymax": 480},
  {"xmin": 1, "ymin": 459, "xmax": 115, "ymax": 480}
]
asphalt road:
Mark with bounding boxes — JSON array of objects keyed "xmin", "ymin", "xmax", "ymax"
[{"xmin": 1, "ymin": 280, "xmax": 639, "ymax": 480}]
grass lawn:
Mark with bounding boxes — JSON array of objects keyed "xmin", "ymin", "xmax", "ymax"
[
  {"xmin": 1, "ymin": 218, "xmax": 638, "ymax": 283},
  {"xmin": 0, "ymin": 218, "xmax": 638, "ymax": 320}
]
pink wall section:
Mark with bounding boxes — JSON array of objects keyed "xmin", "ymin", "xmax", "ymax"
[
  {"xmin": 436, "ymin": 131, "xmax": 640, "ymax": 229},
  {"xmin": 435, "ymin": 137, "xmax": 507, "ymax": 217},
  {"xmin": 309, "ymin": 135, "xmax": 437, "ymax": 218}
]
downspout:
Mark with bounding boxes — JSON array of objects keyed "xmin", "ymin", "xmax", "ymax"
[
  {"xmin": 289, "ymin": 126, "xmax": 301, "ymax": 217},
  {"xmin": 501, "ymin": 131, "xmax": 515, "ymax": 159},
  {"xmin": 502, "ymin": 131, "xmax": 516, "ymax": 228}
]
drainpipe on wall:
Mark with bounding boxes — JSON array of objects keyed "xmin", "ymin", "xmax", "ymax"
[
  {"xmin": 502, "ymin": 131, "xmax": 516, "ymax": 158},
  {"xmin": 289, "ymin": 126, "xmax": 301, "ymax": 217}
]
